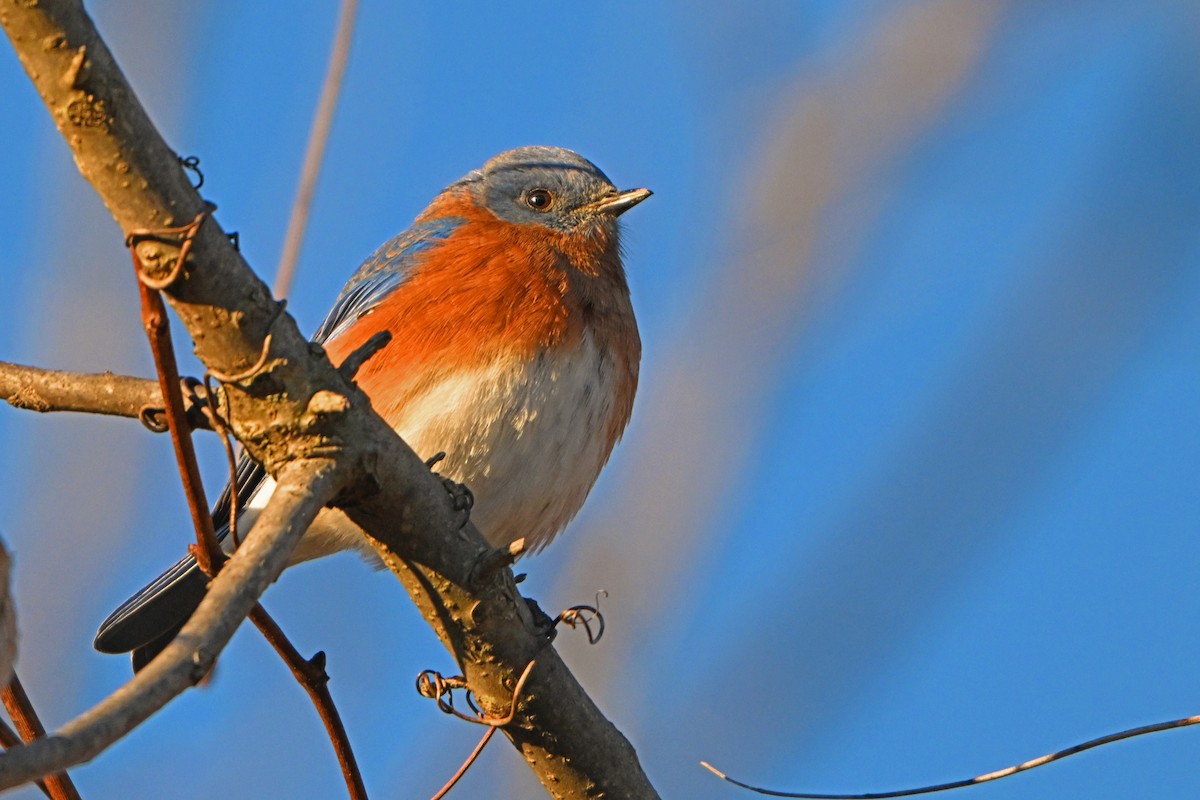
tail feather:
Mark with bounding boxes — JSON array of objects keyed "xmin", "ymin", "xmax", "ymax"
[
  {"xmin": 131, "ymin": 618, "xmax": 188, "ymax": 673},
  {"xmin": 95, "ymin": 452, "xmax": 267, "ymax": 669},
  {"xmin": 93, "ymin": 553, "xmax": 207, "ymax": 658}
]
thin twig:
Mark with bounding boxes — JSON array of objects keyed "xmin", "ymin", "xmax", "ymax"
[
  {"xmin": 1, "ymin": 674, "xmax": 81, "ymax": 800},
  {"xmin": 133, "ymin": 252, "xmax": 366, "ymax": 796},
  {"xmin": 248, "ymin": 605, "xmax": 368, "ymax": 800},
  {"xmin": 337, "ymin": 330, "xmax": 392, "ymax": 381},
  {"xmin": 470, "ymin": 537, "xmax": 527, "ymax": 589},
  {"xmin": 429, "ymin": 727, "xmax": 496, "ymax": 800},
  {"xmin": 133, "ymin": 254, "xmax": 225, "ymax": 575},
  {"xmin": 700, "ymin": 712, "xmax": 1200, "ymax": 798},
  {"xmin": 273, "ymin": 0, "xmax": 360, "ymax": 298},
  {"xmin": 420, "ymin": 661, "xmax": 537, "ymax": 800},
  {"xmin": 0, "ymin": 717, "xmax": 23, "ymax": 750},
  {"xmin": 202, "ymin": 374, "xmax": 244, "ymax": 548}
]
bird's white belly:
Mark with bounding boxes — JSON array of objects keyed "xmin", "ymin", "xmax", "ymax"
[{"xmin": 238, "ymin": 334, "xmax": 623, "ymax": 562}]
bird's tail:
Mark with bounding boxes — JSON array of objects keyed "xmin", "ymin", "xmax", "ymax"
[{"xmin": 93, "ymin": 552, "xmax": 208, "ymax": 672}]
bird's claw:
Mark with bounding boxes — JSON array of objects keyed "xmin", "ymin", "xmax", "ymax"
[
  {"xmin": 424, "ymin": 452, "xmax": 472, "ymax": 523},
  {"xmin": 440, "ymin": 476, "xmax": 473, "ymax": 524},
  {"xmin": 524, "ymin": 597, "xmax": 558, "ymax": 643}
]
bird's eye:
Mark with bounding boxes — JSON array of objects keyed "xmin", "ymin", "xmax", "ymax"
[{"xmin": 524, "ymin": 188, "xmax": 554, "ymax": 211}]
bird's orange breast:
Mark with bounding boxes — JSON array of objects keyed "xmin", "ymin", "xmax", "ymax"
[{"xmin": 323, "ymin": 192, "xmax": 640, "ymax": 440}]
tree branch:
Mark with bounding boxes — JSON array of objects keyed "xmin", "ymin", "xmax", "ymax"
[
  {"xmin": 0, "ymin": 717, "xmax": 53, "ymax": 799},
  {"xmin": 247, "ymin": 605, "xmax": 366, "ymax": 799},
  {"xmin": 0, "ymin": 361, "xmax": 210, "ymax": 431},
  {"xmin": 0, "ymin": 458, "xmax": 341, "ymax": 787},
  {"xmin": 1, "ymin": 1, "xmax": 657, "ymax": 797},
  {"xmin": 1, "ymin": 674, "xmax": 81, "ymax": 800},
  {"xmin": 135, "ymin": 245, "xmax": 368, "ymax": 797}
]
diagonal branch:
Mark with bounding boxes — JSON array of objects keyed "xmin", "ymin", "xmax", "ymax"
[
  {"xmin": 1, "ymin": 674, "xmax": 81, "ymax": 800},
  {"xmin": 0, "ymin": 458, "xmax": 341, "ymax": 787},
  {"xmin": 1, "ymin": 1, "xmax": 658, "ymax": 798},
  {"xmin": 248, "ymin": 605, "xmax": 367, "ymax": 799},
  {"xmin": 0, "ymin": 716, "xmax": 53, "ymax": 799},
  {"xmin": 132, "ymin": 234, "xmax": 367, "ymax": 797}
]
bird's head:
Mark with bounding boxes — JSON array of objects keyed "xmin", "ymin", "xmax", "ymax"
[{"xmin": 458, "ymin": 146, "xmax": 651, "ymax": 234}]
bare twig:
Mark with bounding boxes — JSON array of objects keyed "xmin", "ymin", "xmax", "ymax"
[
  {"xmin": 0, "ymin": 717, "xmax": 22, "ymax": 750},
  {"xmin": 0, "ymin": 361, "xmax": 211, "ymax": 431},
  {"xmin": 419, "ymin": 661, "xmax": 537, "ymax": 799},
  {"xmin": 428, "ymin": 727, "xmax": 497, "ymax": 800},
  {"xmin": 470, "ymin": 537, "xmax": 527, "ymax": 589},
  {"xmin": 132, "ymin": 243, "xmax": 225, "ymax": 575},
  {"xmin": 132, "ymin": 227, "xmax": 366, "ymax": 796},
  {"xmin": 0, "ymin": 460, "xmax": 340, "ymax": 788},
  {"xmin": 700, "ymin": 712, "xmax": 1200, "ymax": 798},
  {"xmin": 248, "ymin": 605, "xmax": 367, "ymax": 799},
  {"xmin": 273, "ymin": 0, "xmax": 360, "ymax": 298},
  {"xmin": 337, "ymin": 330, "xmax": 392, "ymax": 381},
  {"xmin": 203, "ymin": 373, "xmax": 245, "ymax": 547},
  {"xmin": 1, "ymin": 674, "xmax": 81, "ymax": 800}
]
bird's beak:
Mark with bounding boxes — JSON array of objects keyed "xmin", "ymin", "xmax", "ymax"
[{"xmin": 593, "ymin": 187, "xmax": 653, "ymax": 216}]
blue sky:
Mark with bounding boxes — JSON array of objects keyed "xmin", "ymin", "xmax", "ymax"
[{"xmin": 1, "ymin": 2, "xmax": 1198, "ymax": 798}]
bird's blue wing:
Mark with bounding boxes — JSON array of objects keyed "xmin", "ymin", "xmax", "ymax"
[{"xmin": 311, "ymin": 216, "xmax": 464, "ymax": 345}]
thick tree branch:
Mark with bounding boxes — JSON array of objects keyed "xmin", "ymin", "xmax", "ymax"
[
  {"xmin": 0, "ymin": 458, "xmax": 341, "ymax": 787},
  {"xmin": 0, "ymin": 361, "xmax": 210, "ymax": 431},
  {"xmin": 1, "ymin": 1, "xmax": 657, "ymax": 797}
]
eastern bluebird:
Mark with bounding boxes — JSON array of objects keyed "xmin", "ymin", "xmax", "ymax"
[{"xmin": 94, "ymin": 146, "xmax": 650, "ymax": 669}]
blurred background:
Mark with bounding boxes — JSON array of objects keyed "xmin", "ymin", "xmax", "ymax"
[{"xmin": 2, "ymin": 1, "xmax": 1198, "ymax": 798}]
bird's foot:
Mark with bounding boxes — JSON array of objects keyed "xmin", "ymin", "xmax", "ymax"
[
  {"xmin": 424, "ymin": 452, "xmax": 473, "ymax": 525},
  {"xmin": 440, "ymin": 477, "xmax": 474, "ymax": 522},
  {"xmin": 524, "ymin": 596, "xmax": 558, "ymax": 643}
]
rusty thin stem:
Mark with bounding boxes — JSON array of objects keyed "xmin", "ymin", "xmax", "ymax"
[
  {"xmin": 134, "ymin": 257, "xmax": 365, "ymax": 797},
  {"xmin": 1, "ymin": 675, "xmax": 81, "ymax": 800},
  {"xmin": 0, "ymin": 717, "xmax": 22, "ymax": 750},
  {"xmin": 420, "ymin": 660, "xmax": 536, "ymax": 799},
  {"xmin": 203, "ymin": 374, "xmax": 244, "ymax": 548},
  {"xmin": 248, "ymin": 605, "xmax": 367, "ymax": 799},
  {"xmin": 134, "ymin": 265, "xmax": 225, "ymax": 575},
  {"xmin": 429, "ymin": 727, "xmax": 496, "ymax": 800}
]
